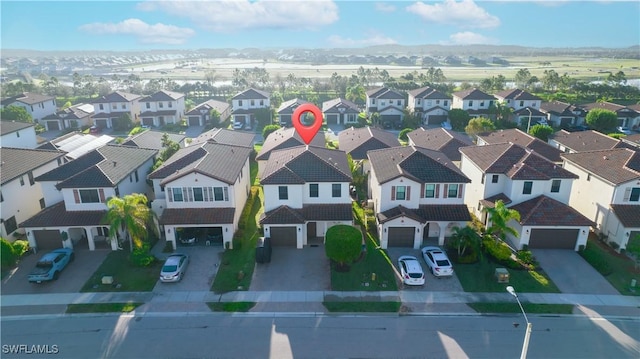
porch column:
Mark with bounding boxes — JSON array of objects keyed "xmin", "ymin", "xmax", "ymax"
[
  {"xmin": 85, "ymin": 227, "xmax": 96, "ymax": 251},
  {"xmin": 438, "ymin": 224, "xmax": 446, "ymax": 246}
]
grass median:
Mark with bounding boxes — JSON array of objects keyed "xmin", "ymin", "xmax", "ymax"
[
  {"xmin": 468, "ymin": 302, "xmax": 574, "ymax": 314},
  {"xmin": 207, "ymin": 302, "xmax": 256, "ymax": 312},
  {"xmin": 323, "ymin": 301, "xmax": 401, "ymax": 312},
  {"xmin": 66, "ymin": 302, "xmax": 143, "ymax": 313},
  {"xmin": 80, "ymin": 250, "xmax": 161, "ymax": 292}
]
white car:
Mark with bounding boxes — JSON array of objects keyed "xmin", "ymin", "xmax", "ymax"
[
  {"xmin": 233, "ymin": 121, "xmax": 244, "ymax": 130},
  {"xmin": 421, "ymin": 246, "xmax": 454, "ymax": 277},
  {"xmin": 160, "ymin": 254, "xmax": 189, "ymax": 283},
  {"xmin": 441, "ymin": 121, "xmax": 452, "ymax": 130},
  {"xmin": 617, "ymin": 126, "xmax": 632, "ymax": 135},
  {"xmin": 397, "ymin": 255, "xmax": 425, "ymax": 286}
]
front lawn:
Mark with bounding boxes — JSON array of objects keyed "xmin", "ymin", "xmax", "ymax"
[
  {"xmin": 66, "ymin": 302, "xmax": 142, "ymax": 313},
  {"xmin": 80, "ymin": 250, "xmax": 161, "ymax": 292},
  {"xmin": 468, "ymin": 302, "xmax": 574, "ymax": 314},
  {"xmin": 454, "ymin": 253, "xmax": 560, "ymax": 293},
  {"xmin": 580, "ymin": 237, "xmax": 640, "ymax": 296},
  {"xmin": 323, "ymin": 301, "xmax": 401, "ymax": 312},
  {"xmin": 207, "ymin": 302, "xmax": 256, "ymax": 312}
]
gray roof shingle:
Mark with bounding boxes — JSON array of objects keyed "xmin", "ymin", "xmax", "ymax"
[
  {"xmin": 322, "ymin": 98, "xmax": 360, "ymax": 113},
  {"xmin": 338, "ymin": 126, "xmax": 400, "ymax": 160},
  {"xmin": 185, "ymin": 99, "xmax": 230, "ymax": 116},
  {"xmin": 256, "ymin": 127, "xmax": 324, "ymax": 161},
  {"xmin": 261, "ymin": 146, "xmax": 352, "ymax": 185},
  {"xmin": 260, "ymin": 204, "xmax": 352, "ymax": 224},
  {"xmin": 1, "ymin": 121, "xmax": 34, "ymax": 135},
  {"xmin": 494, "ymin": 89, "xmax": 541, "ymax": 101},
  {"xmin": 92, "ymin": 91, "xmax": 142, "ymax": 104},
  {"xmin": 561, "ymin": 148, "xmax": 640, "ymax": 185},
  {"xmin": 610, "ymin": 205, "xmax": 640, "ymax": 228},
  {"xmin": 232, "ymin": 88, "xmax": 270, "ymax": 100},
  {"xmin": 0, "ymin": 147, "xmax": 65, "ymax": 185},
  {"xmin": 1, "ymin": 92, "xmax": 54, "ymax": 106},
  {"xmin": 477, "ymin": 128, "xmax": 562, "ymax": 162},
  {"xmin": 377, "ymin": 204, "xmax": 471, "ymax": 223},
  {"xmin": 407, "ymin": 127, "xmax": 473, "ymax": 162},
  {"xmin": 20, "ymin": 201, "xmax": 107, "ymax": 228},
  {"xmin": 140, "ymin": 90, "xmax": 184, "ymax": 102},
  {"xmin": 550, "ymin": 130, "xmax": 625, "ymax": 152},
  {"xmin": 122, "ymin": 130, "xmax": 186, "ymax": 151},
  {"xmin": 407, "ymin": 86, "xmax": 449, "ymax": 99},
  {"xmin": 453, "ymin": 88, "xmax": 494, "ymax": 100},
  {"xmin": 510, "ymin": 195, "xmax": 595, "ymax": 226},
  {"xmin": 191, "ymin": 128, "xmax": 255, "ymax": 147},
  {"xmin": 160, "ymin": 207, "xmax": 235, "ymax": 225}
]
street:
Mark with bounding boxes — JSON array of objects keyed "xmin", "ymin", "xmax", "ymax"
[{"xmin": 2, "ymin": 314, "xmax": 638, "ymax": 358}]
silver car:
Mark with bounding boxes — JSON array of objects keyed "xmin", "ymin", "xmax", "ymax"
[
  {"xmin": 160, "ymin": 254, "xmax": 189, "ymax": 283},
  {"xmin": 398, "ymin": 255, "xmax": 425, "ymax": 286},
  {"xmin": 421, "ymin": 246, "xmax": 454, "ymax": 277}
]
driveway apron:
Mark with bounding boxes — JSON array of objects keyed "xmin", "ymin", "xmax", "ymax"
[{"xmin": 250, "ymin": 246, "xmax": 330, "ymax": 291}]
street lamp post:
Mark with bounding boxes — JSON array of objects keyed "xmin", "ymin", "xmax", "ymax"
[
  {"xmin": 507, "ymin": 285, "xmax": 532, "ymax": 359},
  {"xmin": 525, "ymin": 107, "xmax": 533, "ymax": 133}
]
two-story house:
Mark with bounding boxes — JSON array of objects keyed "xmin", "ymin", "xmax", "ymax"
[
  {"xmin": 139, "ymin": 90, "xmax": 186, "ymax": 127},
  {"xmin": 451, "ymin": 88, "xmax": 494, "ymax": 118},
  {"xmin": 579, "ymin": 101, "xmax": 640, "ymax": 129},
  {"xmin": 0, "ymin": 121, "xmax": 38, "ymax": 149},
  {"xmin": 21, "ymin": 145, "xmax": 157, "ymax": 251},
  {"xmin": 92, "ymin": 91, "xmax": 142, "ymax": 129},
  {"xmin": 122, "ymin": 129, "xmax": 186, "ymax": 151},
  {"xmin": 338, "ymin": 126, "xmax": 399, "ymax": 176},
  {"xmin": 365, "ymin": 87, "xmax": 405, "ymax": 128},
  {"xmin": 459, "ymin": 143, "xmax": 593, "ymax": 251},
  {"xmin": 368, "ymin": 146, "xmax": 472, "ymax": 249},
  {"xmin": 231, "ymin": 88, "xmax": 271, "ymax": 127},
  {"xmin": 562, "ymin": 148, "xmax": 640, "ymax": 250},
  {"xmin": 322, "ymin": 98, "xmax": 360, "ymax": 126},
  {"xmin": 407, "ymin": 127, "xmax": 473, "ymax": 164},
  {"xmin": 148, "ymin": 141, "xmax": 253, "ymax": 250},
  {"xmin": 539, "ymin": 101, "xmax": 586, "ymax": 128},
  {"xmin": 477, "ymin": 128, "xmax": 562, "ymax": 163},
  {"xmin": 277, "ymin": 98, "xmax": 310, "ymax": 127},
  {"xmin": 1, "ymin": 92, "xmax": 57, "ymax": 121},
  {"xmin": 0, "ymin": 148, "xmax": 65, "ymax": 239},
  {"xmin": 407, "ymin": 86, "xmax": 450, "ymax": 126},
  {"xmin": 185, "ymin": 99, "xmax": 231, "ymax": 127},
  {"xmin": 494, "ymin": 89, "xmax": 544, "ymax": 125},
  {"xmin": 548, "ymin": 130, "xmax": 631, "ymax": 154},
  {"xmin": 260, "ymin": 146, "xmax": 353, "ymax": 248},
  {"xmin": 41, "ymin": 103, "xmax": 94, "ymax": 132},
  {"xmin": 256, "ymin": 127, "xmax": 325, "ymax": 177}
]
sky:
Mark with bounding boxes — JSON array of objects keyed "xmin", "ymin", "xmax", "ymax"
[{"xmin": 1, "ymin": 0, "xmax": 639, "ymax": 51}]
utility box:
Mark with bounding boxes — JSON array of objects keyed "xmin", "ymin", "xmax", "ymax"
[
  {"xmin": 102, "ymin": 276, "xmax": 114, "ymax": 285},
  {"xmin": 495, "ymin": 268, "xmax": 509, "ymax": 283}
]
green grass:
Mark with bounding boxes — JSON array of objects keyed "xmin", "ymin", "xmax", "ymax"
[
  {"xmin": 80, "ymin": 250, "xmax": 161, "ymax": 292},
  {"xmin": 580, "ymin": 238, "xmax": 640, "ymax": 296},
  {"xmin": 454, "ymin": 253, "xmax": 560, "ymax": 293},
  {"xmin": 323, "ymin": 301, "xmax": 401, "ymax": 312},
  {"xmin": 66, "ymin": 302, "xmax": 142, "ymax": 313},
  {"xmin": 468, "ymin": 302, "xmax": 574, "ymax": 314},
  {"xmin": 207, "ymin": 302, "xmax": 256, "ymax": 312},
  {"xmin": 251, "ymin": 144, "xmax": 261, "ymax": 186}
]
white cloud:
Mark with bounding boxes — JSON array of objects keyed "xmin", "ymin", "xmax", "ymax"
[
  {"xmin": 327, "ymin": 33, "xmax": 397, "ymax": 48},
  {"xmin": 406, "ymin": 0, "xmax": 500, "ymax": 29},
  {"xmin": 447, "ymin": 31, "xmax": 498, "ymax": 45},
  {"xmin": 375, "ymin": 2, "xmax": 396, "ymax": 12},
  {"xmin": 137, "ymin": 0, "xmax": 339, "ymax": 32},
  {"xmin": 79, "ymin": 18, "xmax": 194, "ymax": 45}
]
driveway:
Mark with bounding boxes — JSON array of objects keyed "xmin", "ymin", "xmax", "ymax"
[
  {"xmin": 385, "ymin": 247, "xmax": 464, "ymax": 292},
  {"xmin": 152, "ymin": 245, "xmax": 224, "ymax": 292},
  {"xmin": 1, "ymin": 249, "xmax": 109, "ymax": 294},
  {"xmin": 532, "ymin": 249, "xmax": 619, "ymax": 294},
  {"xmin": 250, "ymin": 246, "xmax": 330, "ymax": 291}
]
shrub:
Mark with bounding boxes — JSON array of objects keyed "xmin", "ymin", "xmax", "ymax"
[
  {"xmin": 262, "ymin": 124, "xmax": 280, "ymax": 140},
  {"xmin": 398, "ymin": 128, "xmax": 412, "ymax": 141},
  {"xmin": 1, "ymin": 238, "xmax": 18, "ymax": 269},
  {"xmin": 457, "ymin": 250, "xmax": 479, "ymax": 264},
  {"xmin": 580, "ymin": 247, "xmax": 613, "ymax": 276},
  {"xmin": 482, "ymin": 236, "xmax": 512, "ymax": 261},
  {"xmin": 516, "ymin": 250, "xmax": 534, "ymax": 265},
  {"xmin": 12, "ymin": 240, "xmax": 30, "ymax": 257},
  {"xmin": 325, "ymin": 225, "xmax": 362, "ymax": 268},
  {"xmin": 609, "ymin": 241, "xmax": 620, "ymax": 250},
  {"xmin": 129, "ymin": 245, "xmax": 156, "ymax": 267}
]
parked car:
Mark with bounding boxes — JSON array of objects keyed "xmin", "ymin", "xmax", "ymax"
[
  {"xmin": 568, "ymin": 124, "xmax": 589, "ymax": 132},
  {"xmin": 160, "ymin": 254, "xmax": 189, "ymax": 283},
  {"xmin": 397, "ymin": 255, "xmax": 425, "ymax": 286},
  {"xmin": 441, "ymin": 121, "xmax": 452, "ymax": 130},
  {"xmin": 89, "ymin": 125, "xmax": 100, "ymax": 134},
  {"xmin": 28, "ymin": 248, "xmax": 74, "ymax": 283},
  {"xmin": 233, "ymin": 121, "xmax": 244, "ymax": 130},
  {"xmin": 617, "ymin": 126, "xmax": 632, "ymax": 135},
  {"xmin": 421, "ymin": 246, "xmax": 454, "ymax": 277}
]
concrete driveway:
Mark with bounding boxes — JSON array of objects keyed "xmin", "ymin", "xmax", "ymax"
[
  {"xmin": 385, "ymin": 247, "xmax": 464, "ymax": 292},
  {"xmin": 250, "ymin": 246, "xmax": 330, "ymax": 291},
  {"xmin": 1, "ymin": 249, "xmax": 109, "ymax": 294},
  {"xmin": 152, "ymin": 246, "xmax": 224, "ymax": 292},
  {"xmin": 532, "ymin": 249, "xmax": 619, "ymax": 294}
]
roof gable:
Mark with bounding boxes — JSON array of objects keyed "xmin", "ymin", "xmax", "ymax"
[
  {"xmin": 232, "ymin": 88, "xmax": 270, "ymax": 100},
  {"xmin": 453, "ymin": 88, "xmax": 494, "ymax": 100},
  {"xmin": 261, "ymin": 147, "xmax": 352, "ymax": 184},
  {"xmin": 338, "ymin": 126, "xmax": 399, "ymax": 160},
  {"xmin": 1, "ymin": 121, "xmax": 34, "ymax": 135},
  {"xmin": 550, "ymin": 130, "xmax": 622, "ymax": 152},
  {"xmin": 256, "ymin": 127, "xmax": 324, "ymax": 160},
  {"xmin": 562, "ymin": 148, "xmax": 640, "ymax": 185},
  {"xmin": 0, "ymin": 147, "xmax": 65, "ymax": 185}
]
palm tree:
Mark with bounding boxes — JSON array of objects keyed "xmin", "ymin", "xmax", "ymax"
[
  {"xmin": 449, "ymin": 226, "xmax": 481, "ymax": 258},
  {"xmin": 106, "ymin": 193, "xmax": 153, "ymax": 252},
  {"xmin": 483, "ymin": 200, "xmax": 520, "ymax": 242}
]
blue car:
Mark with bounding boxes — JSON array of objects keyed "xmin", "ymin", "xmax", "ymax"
[{"xmin": 28, "ymin": 248, "xmax": 74, "ymax": 283}]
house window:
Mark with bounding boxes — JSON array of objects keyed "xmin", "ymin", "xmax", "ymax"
[
  {"xmin": 395, "ymin": 186, "xmax": 406, "ymax": 200},
  {"xmin": 193, "ymin": 188, "xmax": 204, "ymax": 202},
  {"xmin": 468, "ymin": 100, "xmax": 473, "ymax": 107},
  {"xmin": 115, "ymin": 186, "xmax": 120, "ymax": 197},
  {"xmin": 587, "ymin": 174, "xmax": 591, "ymax": 181},
  {"xmin": 448, "ymin": 184, "xmax": 458, "ymax": 198},
  {"xmin": 480, "ymin": 101, "xmax": 485, "ymax": 107},
  {"xmin": 444, "ymin": 100, "xmax": 448, "ymax": 106},
  {"xmin": 213, "ymin": 187, "xmax": 228, "ymax": 201},
  {"xmin": 79, "ymin": 189, "xmax": 100, "ymax": 203},
  {"xmin": 309, "ymin": 184, "xmax": 319, "ymax": 198},
  {"xmin": 20, "ymin": 176, "xmax": 24, "ymax": 186},
  {"xmin": 424, "ymin": 184, "xmax": 435, "ymax": 198},
  {"xmin": 426, "ymin": 100, "xmax": 432, "ymax": 107},
  {"xmin": 519, "ymin": 101, "xmax": 524, "ymax": 107},
  {"xmin": 523, "ymin": 181, "xmax": 533, "ymax": 195},
  {"xmin": 251, "ymin": 100, "xmax": 255, "ymax": 106},
  {"xmin": 238, "ymin": 100, "xmax": 243, "ymax": 106},
  {"xmin": 39, "ymin": 198, "xmax": 45, "ymax": 209},
  {"xmin": 630, "ymin": 188, "xmax": 640, "ymax": 202},
  {"xmin": 172, "ymin": 188, "xmax": 183, "ymax": 202},
  {"xmin": 28, "ymin": 171, "xmax": 35, "ymax": 186},
  {"xmin": 159, "ymin": 102, "xmax": 164, "ymax": 108},
  {"xmin": 332, "ymin": 184, "xmax": 341, "ymax": 197},
  {"xmin": 135, "ymin": 170, "xmax": 139, "ymax": 182},
  {"xmin": 16, "ymin": 131, "xmax": 20, "ymax": 138},
  {"xmin": 436, "ymin": 100, "xmax": 440, "ymax": 105},
  {"xmin": 278, "ymin": 186, "xmax": 288, "ymax": 200},
  {"xmin": 481, "ymin": 174, "xmax": 485, "ymax": 184},
  {"xmin": 121, "ymin": 104, "xmax": 126, "ymax": 109},
  {"xmin": 381, "ymin": 101, "xmax": 386, "ymax": 106},
  {"xmin": 112, "ymin": 104, "xmax": 117, "ymax": 110},
  {"xmin": 0, "ymin": 191, "xmax": 3, "ymax": 202},
  {"xmin": 397, "ymin": 100, "xmax": 401, "ymax": 106},
  {"xmin": 371, "ymin": 98, "xmax": 376, "ymax": 105},
  {"xmin": 146, "ymin": 102, "xmax": 150, "ymax": 109},
  {"xmin": 492, "ymin": 175, "xmax": 499, "ymax": 183},
  {"xmin": 168, "ymin": 102, "xmax": 173, "ymax": 108},
  {"xmin": 260, "ymin": 100, "xmax": 264, "ymax": 106},
  {"xmin": 4, "ymin": 216, "xmax": 18, "ymax": 235},
  {"xmin": 417, "ymin": 99, "xmax": 421, "ymax": 105},
  {"xmin": 551, "ymin": 180, "xmax": 561, "ymax": 193},
  {"xmin": 99, "ymin": 104, "xmax": 104, "ymax": 110}
]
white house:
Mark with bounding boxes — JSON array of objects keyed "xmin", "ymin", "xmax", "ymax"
[
  {"xmin": 579, "ymin": 101, "xmax": 640, "ymax": 129},
  {"xmin": 365, "ymin": 87, "xmax": 405, "ymax": 128},
  {"xmin": 1, "ymin": 92, "xmax": 57, "ymax": 121},
  {"xmin": 0, "ymin": 148, "xmax": 64, "ymax": 239},
  {"xmin": 451, "ymin": 88, "xmax": 494, "ymax": 118},
  {"xmin": 367, "ymin": 146, "xmax": 472, "ymax": 249},
  {"xmin": 562, "ymin": 148, "xmax": 640, "ymax": 250},
  {"xmin": 407, "ymin": 86, "xmax": 450, "ymax": 126},
  {"xmin": 256, "ymin": 127, "xmax": 325, "ymax": 178},
  {"xmin": 277, "ymin": 98, "xmax": 309, "ymax": 127},
  {"xmin": 92, "ymin": 91, "xmax": 142, "ymax": 129},
  {"xmin": 40, "ymin": 103, "xmax": 94, "ymax": 132},
  {"xmin": 322, "ymin": 98, "xmax": 360, "ymax": 126},
  {"xmin": 139, "ymin": 90, "xmax": 186, "ymax": 127},
  {"xmin": 338, "ymin": 126, "xmax": 399, "ymax": 175},
  {"xmin": 260, "ymin": 146, "xmax": 353, "ymax": 248},
  {"xmin": 548, "ymin": 129, "xmax": 628, "ymax": 154},
  {"xmin": 540, "ymin": 101, "xmax": 586, "ymax": 128},
  {"xmin": 185, "ymin": 99, "xmax": 231, "ymax": 127},
  {"xmin": 0, "ymin": 121, "xmax": 38, "ymax": 149},
  {"xmin": 231, "ymin": 88, "xmax": 271, "ymax": 127},
  {"xmin": 459, "ymin": 143, "xmax": 593, "ymax": 251}
]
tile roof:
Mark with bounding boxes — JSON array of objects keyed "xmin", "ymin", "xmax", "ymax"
[
  {"xmin": 480, "ymin": 193, "xmax": 512, "ymax": 208},
  {"xmin": 185, "ymin": 99, "xmax": 230, "ymax": 116},
  {"xmin": 191, "ymin": 128, "xmax": 255, "ymax": 147},
  {"xmin": 540, "ymin": 101, "xmax": 582, "ymax": 116},
  {"xmin": 232, "ymin": 88, "xmax": 270, "ymax": 100},
  {"xmin": 550, "ymin": 130, "xmax": 624, "ymax": 152},
  {"xmin": 122, "ymin": 130, "xmax": 186, "ymax": 151},
  {"xmin": 460, "ymin": 143, "xmax": 577, "ymax": 180},
  {"xmin": 256, "ymin": 127, "xmax": 324, "ymax": 161},
  {"xmin": 260, "ymin": 204, "xmax": 352, "ymax": 224},
  {"xmin": 42, "ymin": 103, "xmax": 93, "ymax": 121},
  {"xmin": 610, "ymin": 205, "xmax": 640, "ymax": 228},
  {"xmin": 160, "ymin": 207, "xmax": 235, "ymax": 225},
  {"xmin": 368, "ymin": 146, "xmax": 470, "ymax": 185},
  {"xmin": 377, "ymin": 204, "xmax": 471, "ymax": 224},
  {"xmin": 494, "ymin": 89, "xmax": 541, "ymax": 101},
  {"xmin": 261, "ymin": 146, "xmax": 352, "ymax": 185},
  {"xmin": 92, "ymin": 91, "xmax": 142, "ymax": 104},
  {"xmin": 322, "ymin": 98, "xmax": 360, "ymax": 113},
  {"xmin": 0, "ymin": 147, "xmax": 65, "ymax": 185},
  {"xmin": 338, "ymin": 126, "xmax": 400, "ymax": 160},
  {"xmin": 407, "ymin": 86, "xmax": 449, "ymax": 99},
  {"xmin": 1, "ymin": 121, "xmax": 34, "ymax": 135},
  {"xmin": 20, "ymin": 201, "xmax": 107, "ymax": 228},
  {"xmin": 365, "ymin": 87, "xmax": 403, "ymax": 99},
  {"xmin": 140, "ymin": 90, "xmax": 185, "ymax": 102},
  {"xmin": 622, "ymin": 134, "xmax": 640, "ymax": 147},
  {"xmin": 513, "ymin": 107, "xmax": 546, "ymax": 117},
  {"xmin": 561, "ymin": 148, "xmax": 640, "ymax": 185},
  {"xmin": 149, "ymin": 142, "xmax": 252, "ymax": 185},
  {"xmin": 509, "ymin": 195, "xmax": 594, "ymax": 226},
  {"xmin": 1, "ymin": 92, "xmax": 54, "ymax": 106},
  {"xmin": 407, "ymin": 127, "xmax": 473, "ymax": 162},
  {"xmin": 580, "ymin": 101, "xmax": 627, "ymax": 114},
  {"xmin": 277, "ymin": 98, "xmax": 309, "ymax": 113},
  {"xmin": 93, "ymin": 111, "xmax": 130, "ymax": 119},
  {"xmin": 477, "ymin": 128, "xmax": 562, "ymax": 162},
  {"xmin": 453, "ymin": 88, "xmax": 494, "ymax": 100}
]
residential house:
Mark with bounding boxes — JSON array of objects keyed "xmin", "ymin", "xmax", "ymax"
[
  {"xmin": 0, "ymin": 148, "xmax": 65, "ymax": 239},
  {"xmin": 338, "ymin": 126, "xmax": 399, "ymax": 175},
  {"xmin": 322, "ymin": 98, "xmax": 360, "ymax": 126},
  {"xmin": 1, "ymin": 92, "xmax": 56, "ymax": 121},
  {"xmin": 122, "ymin": 129, "xmax": 186, "ymax": 151},
  {"xmin": 191, "ymin": 127, "xmax": 256, "ymax": 147},
  {"xmin": 540, "ymin": 101, "xmax": 586, "ymax": 128},
  {"xmin": 139, "ymin": 90, "xmax": 186, "ymax": 127},
  {"xmin": 256, "ymin": 127, "xmax": 325, "ymax": 177},
  {"xmin": 451, "ymin": 88, "xmax": 494, "ymax": 118},
  {"xmin": 459, "ymin": 143, "xmax": 592, "ymax": 251},
  {"xmin": 21, "ymin": 145, "xmax": 157, "ymax": 251},
  {"xmin": 477, "ymin": 128, "xmax": 562, "ymax": 163},
  {"xmin": 548, "ymin": 130, "xmax": 631, "ymax": 154},
  {"xmin": 277, "ymin": 98, "xmax": 310, "ymax": 127},
  {"xmin": 407, "ymin": 127, "xmax": 473, "ymax": 163},
  {"xmin": 579, "ymin": 102, "xmax": 640, "ymax": 129},
  {"xmin": 92, "ymin": 91, "xmax": 142, "ymax": 129},
  {"xmin": 260, "ymin": 146, "xmax": 353, "ymax": 248},
  {"xmin": 562, "ymin": 148, "xmax": 640, "ymax": 250},
  {"xmin": 185, "ymin": 99, "xmax": 231, "ymax": 127},
  {"xmin": 622, "ymin": 133, "xmax": 640, "ymax": 148},
  {"xmin": 407, "ymin": 86, "xmax": 450, "ymax": 126},
  {"xmin": 367, "ymin": 146, "xmax": 472, "ymax": 248},
  {"xmin": 148, "ymin": 141, "xmax": 253, "ymax": 250},
  {"xmin": 0, "ymin": 121, "xmax": 38, "ymax": 149},
  {"xmin": 365, "ymin": 87, "xmax": 405, "ymax": 128},
  {"xmin": 231, "ymin": 88, "xmax": 271, "ymax": 127},
  {"xmin": 494, "ymin": 89, "xmax": 544, "ymax": 126},
  {"xmin": 37, "ymin": 132, "xmax": 114, "ymax": 161},
  {"xmin": 40, "ymin": 103, "xmax": 94, "ymax": 132}
]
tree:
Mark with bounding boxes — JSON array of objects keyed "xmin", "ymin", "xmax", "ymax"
[
  {"xmin": 262, "ymin": 124, "xmax": 280, "ymax": 140},
  {"xmin": 112, "ymin": 113, "xmax": 132, "ymax": 131},
  {"xmin": 514, "ymin": 68, "xmax": 533, "ymax": 90},
  {"xmin": 448, "ymin": 226, "xmax": 481, "ymax": 259},
  {"xmin": 62, "ymin": 101, "xmax": 72, "ymax": 110},
  {"xmin": 254, "ymin": 108, "xmax": 274, "ymax": 130},
  {"xmin": 105, "ymin": 194, "xmax": 153, "ymax": 253},
  {"xmin": 586, "ymin": 108, "xmax": 618, "ymax": 133},
  {"xmin": 448, "ymin": 109, "xmax": 470, "ymax": 131},
  {"xmin": 345, "ymin": 84, "xmax": 366, "ymax": 105},
  {"xmin": 483, "ymin": 200, "xmax": 520, "ymax": 242},
  {"xmin": 270, "ymin": 91, "xmax": 284, "ymax": 109},
  {"xmin": 465, "ymin": 117, "xmax": 495, "ymax": 139},
  {"xmin": 325, "ymin": 225, "xmax": 362, "ymax": 270},
  {"xmin": 489, "ymin": 101, "xmax": 513, "ymax": 126},
  {"xmin": 529, "ymin": 124, "xmax": 554, "ymax": 141},
  {"xmin": 159, "ymin": 133, "xmax": 180, "ymax": 161},
  {"xmin": 398, "ymin": 128, "xmax": 413, "ymax": 142},
  {"xmin": 401, "ymin": 108, "xmax": 421, "ymax": 129},
  {"xmin": 542, "ymin": 69, "xmax": 561, "ymax": 91},
  {"xmin": 0, "ymin": 105, "xmax": 32, "ymax": 123}
]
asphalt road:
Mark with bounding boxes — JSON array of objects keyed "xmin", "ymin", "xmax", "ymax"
[{"xmin": 2, "ymin": 314, "xmax": 638, "ymax": 359}]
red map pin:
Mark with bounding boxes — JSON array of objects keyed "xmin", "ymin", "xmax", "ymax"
[{"xmin": 291, "ymin": 103, "xmax": 323, "ymax": 145}]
